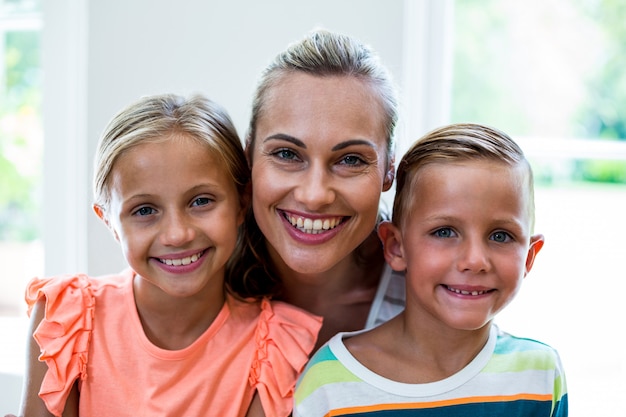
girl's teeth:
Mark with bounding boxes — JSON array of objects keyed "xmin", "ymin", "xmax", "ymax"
[{"xmin": 162, "ymin": 252, "xmax": 202, "ymax": 266}]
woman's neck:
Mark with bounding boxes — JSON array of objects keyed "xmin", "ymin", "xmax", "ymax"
[{"xmin": 273, "ymin": 248, "xmax": 385, "ymax": 350}]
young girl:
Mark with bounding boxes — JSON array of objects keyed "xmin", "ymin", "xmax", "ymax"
[{"xmin": 16, "ymin": 94, "xmax": 321, "ymax": 417}]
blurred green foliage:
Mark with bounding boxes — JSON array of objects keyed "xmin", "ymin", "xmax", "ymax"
[
  {"xmin": 0, "ymin": 30, "xmax": 42, "ymax": 241},
  {"xmin": 452, "ymin": 0, "xmax": 626, "ymax": 184}
]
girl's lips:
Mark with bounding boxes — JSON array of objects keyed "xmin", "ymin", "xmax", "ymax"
[{"xmin": 153, "ymin": 250, "xmax": 207, "ymax": 274}]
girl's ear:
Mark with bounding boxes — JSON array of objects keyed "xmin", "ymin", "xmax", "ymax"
[
  {"xmin": 93, "ymin": 204, "xmax": 120, "ymax": 242},
  {"xmin": 377, "ymin": 220, "xmax": 407, "ymax": 272},
  {"xmin": 524, "ymin": 234, "xmax": 545, "ymax": 276}
]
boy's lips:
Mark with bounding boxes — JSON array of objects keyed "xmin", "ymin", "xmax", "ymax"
[{"xmin": 444, "ymin": 285, "xmax": 494, "ymax": 296}]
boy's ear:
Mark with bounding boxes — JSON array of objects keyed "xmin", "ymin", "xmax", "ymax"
[
  {"xmin": 524, "ymin": 234, "xmax": 545, "ymax": 276},
  {"xmin": 377, "ymin": 220, "xmax": 406, "ymax": 272},
  {"xmin": 93, "ymin": 204, "xmax": 120, "ymax": 242}
]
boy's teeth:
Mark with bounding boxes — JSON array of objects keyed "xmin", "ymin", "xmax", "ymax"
[
  {"xmin": 287, "ymin": 215, "xmax": 343, "ymax": 234},
  {"xmin": 446, "ymin": 286, "xmax": 487, "ymax": 296},
  {"xmin": 161, "ymin": 252, "xmax": 201, "ymax": 266}
]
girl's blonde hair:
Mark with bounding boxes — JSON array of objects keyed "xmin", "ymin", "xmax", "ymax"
[
  {"xmin": 92, "ymin": 94, "xmax": 268, "ymax": 298},
  {"xmin": 93, "ymin": 93, "xmax": 249, "ymax": 213}
]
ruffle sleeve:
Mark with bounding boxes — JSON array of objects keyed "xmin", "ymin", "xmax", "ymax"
[
  {"xmin": 25, "ymin": 274, "xmax": 95, "ymax": 417},
  {"xmin": 249, "ymin": 298, "xmax": 322, "ymax": 417}
]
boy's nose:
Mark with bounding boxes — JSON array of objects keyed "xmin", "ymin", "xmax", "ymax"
[{"xmin": 458, "ymin": 239, "xmax": 490, "ymax": 273}]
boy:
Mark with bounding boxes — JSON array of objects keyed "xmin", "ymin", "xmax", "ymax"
[{"xmin": 294, "ymin": 123, "xmax": 568, "ymax": 416}]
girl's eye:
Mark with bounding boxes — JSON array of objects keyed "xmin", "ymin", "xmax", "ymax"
[
  {"xmin": 192, "ymin": 197, "xmax": 213, "ymax": 207},
  {"xmin": 134, "ymin": 206, "xmax": 156, "ymax": 217},
  {"xmin": 491, "ymin": 231, "xmax": 512, "ymax": 243},
  {"xmin": 434, "ymin": 228, "xmax": 456, "ymax": 238}
]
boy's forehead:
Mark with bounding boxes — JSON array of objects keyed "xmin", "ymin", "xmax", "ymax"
[{"xmin": 408, "ymin": 160, "xmax": 534, "ymax": 217}]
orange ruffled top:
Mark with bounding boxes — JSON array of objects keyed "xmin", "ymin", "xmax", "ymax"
[{"xmin": 26, "ymin": 269, "xmax": 322, "ymax": 417}]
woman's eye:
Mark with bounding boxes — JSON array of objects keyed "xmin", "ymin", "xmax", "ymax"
[
  {"xmin": 491, "ymin": 231, "xmax": 512, "ymax": 243},
  {"xmin": 434, "ymin": 228, "xmax": 455, "ymax": 238},
  {"xmin": 340, "ymin": 154, "xmax": 365, "ymax": 166},
  {"xmin": 272, "ymin": 148, "xmax": 299, "ymax": 161},
  {"xmin": 134, "ymin": 206, "xmax": 155, "ymax": 217}
]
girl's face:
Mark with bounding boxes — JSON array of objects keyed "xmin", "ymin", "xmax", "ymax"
[
  {"xmin": 380, "ymin": 160, "xmax": 543, "ymax": 333},
  {"xmin": 97, "ymin": 134, "xmax": 245, "ymax": 299},
  {"xmin": 249, "ymin": 73, "xmax": 393, "ymax": 276}
]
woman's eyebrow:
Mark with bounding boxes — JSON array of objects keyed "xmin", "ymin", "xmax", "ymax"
[
  {"xmin": 262, "ymin": 133, "xmax": 306, "ymax": 148},
  {"xmin": 332, "ymin": 139, "xmax": 376, "ymax": 151}
]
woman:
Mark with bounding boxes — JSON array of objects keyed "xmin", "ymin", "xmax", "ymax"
[{"xmin": 230, "ymin": 29, "xmax": 405, "ymax": 350}]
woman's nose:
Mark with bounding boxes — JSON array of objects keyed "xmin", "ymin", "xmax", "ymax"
[{"xmin": 293, "ymin": 163, "xmax": 336, "ymax": 210}]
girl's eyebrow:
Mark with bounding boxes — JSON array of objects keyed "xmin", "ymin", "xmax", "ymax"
[{"xmin": 263, "ymin": 134, "xmax": 375, "ymax": 151}]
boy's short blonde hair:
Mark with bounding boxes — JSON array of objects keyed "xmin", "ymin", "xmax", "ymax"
[{"xmin": 392, "ymin": 123, "xmax": 535, "ymax": 230}]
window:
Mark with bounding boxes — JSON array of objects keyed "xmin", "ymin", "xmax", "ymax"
[
  {"xmin": 0, "ymin": 0, "xmax": 42, "ymax": 409},
  {"xmin": 452, "ymin": 1, "xmax": 626, "ymax": 414}
]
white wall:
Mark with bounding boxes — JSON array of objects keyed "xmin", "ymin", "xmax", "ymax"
[{"xmin": 43, "ymin": 0, "xmax": 438, "ymax": 277}]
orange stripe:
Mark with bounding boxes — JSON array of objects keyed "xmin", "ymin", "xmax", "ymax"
[{"xmin": 324, "ymin": 393, "xmax": 553, "ymax": 416}]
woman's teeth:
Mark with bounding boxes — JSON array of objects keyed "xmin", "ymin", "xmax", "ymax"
[{"xmin": 287, "ymin": 215, "xmax": 343, "ymax": 234}]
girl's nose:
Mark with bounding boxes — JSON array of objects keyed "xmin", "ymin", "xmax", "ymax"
[
  {"xmin": 160, "ymin": 211, "xmax": 195, "ymax": 247},
  {"xmin": 293, "ymin": 163, "xmax": 336, "ymax": 210}
]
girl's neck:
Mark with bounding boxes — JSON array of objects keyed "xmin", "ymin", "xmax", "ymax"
[{"xmin": 132, "ymin": 275, "xmax": 226, "ymax": 350}]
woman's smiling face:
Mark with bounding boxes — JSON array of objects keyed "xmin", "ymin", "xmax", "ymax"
[{"xmin": 249, "ymin": 72, "xmax": 393, "ymax": 275}]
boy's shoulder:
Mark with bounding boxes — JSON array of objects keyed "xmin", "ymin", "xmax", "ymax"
[{"xmin": 490, "ymin": 326, "xmax": 564, "ymax": 371}]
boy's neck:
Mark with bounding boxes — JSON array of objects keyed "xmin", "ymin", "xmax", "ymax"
[{"xmin": 346, "ymin": 313, "xmax": 493, "ymax": 384}]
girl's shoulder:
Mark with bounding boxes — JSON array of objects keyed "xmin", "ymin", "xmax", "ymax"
[
  {"xmin": 229, "ymin": 296, "xmax": 322, "ymax": 416},
  {"xmin": 25, "ymin": 270, "xmax": 133, "ymax": 414}
]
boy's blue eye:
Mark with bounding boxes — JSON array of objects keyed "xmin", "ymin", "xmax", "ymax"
[
  {"xmin": 491, "ymin": 231, "xmax": 511, "ymax": 243},
  {"xmin": 434, "ymin": 228, "xmax": 455, "ymax": 238},
  {"xmin": 135, "ymin": 207, "xmax": 155, "ymax": 216}
]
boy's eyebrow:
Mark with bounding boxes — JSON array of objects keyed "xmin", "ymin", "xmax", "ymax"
[{"xmin": 262, "ymin": 134, "xmax": 376, "ymax": 151}]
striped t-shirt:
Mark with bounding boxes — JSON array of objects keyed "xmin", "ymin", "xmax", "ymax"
[{"xmin": 295, "ymin": 325, "xmax": 568, "ymax": 416}]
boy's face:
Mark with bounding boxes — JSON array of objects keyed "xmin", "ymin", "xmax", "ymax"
[{"xmin": 379, "ymin": 160, "xmax": 544, "ymax": 332}]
